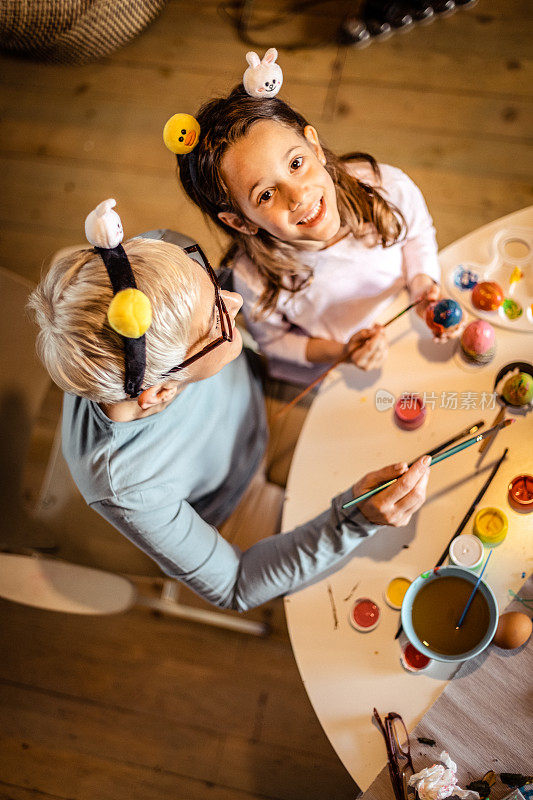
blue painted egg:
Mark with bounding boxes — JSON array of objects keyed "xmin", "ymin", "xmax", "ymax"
[
  {"xmin": 454, "ymin": 266, "xmax": 478, "ymax": 291},
  {"xmin": 433, "ymin": 298, "xmax": 463, "ymax": 328}
]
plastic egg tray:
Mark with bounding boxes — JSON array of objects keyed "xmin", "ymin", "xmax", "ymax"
[{"xmin": 445, "ymin": 227, "xmax": 533, "ymax": 333}]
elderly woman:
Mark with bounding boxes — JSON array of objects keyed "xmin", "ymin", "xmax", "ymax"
[{"xmin": 28, "ymin": 210, "xmax": 430, "ymax": 611}]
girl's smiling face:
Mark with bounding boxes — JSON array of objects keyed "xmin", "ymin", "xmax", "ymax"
[{"xmin": 218, "ymin": 120, "xmax": 342, "ymax": 248}]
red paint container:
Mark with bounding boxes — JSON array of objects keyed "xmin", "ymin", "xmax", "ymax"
[
  {"xmin": 401, "ymin": 643, "xmax": 432, "ymax": 673},
  {"xmin": 349, "ymin": 598, "xmax": 380, "ymax": 632},
  {"xmin": 508, "ymin": 474, "xmax": 533, "ymax": 512},
  {"xmin": 394, "ymin": 394, "xmax": 426, "ymax": 431}
]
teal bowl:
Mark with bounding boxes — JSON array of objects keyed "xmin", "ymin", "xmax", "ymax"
[{"xmin": 401, "ymin": 566, "xmax": 499, "ymax": 663}]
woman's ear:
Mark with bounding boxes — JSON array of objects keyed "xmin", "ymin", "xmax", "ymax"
[
  {"xmin": 218, "ymin": 211, "xmax": 258, "ymax": 235},
  {"xmin": 303, "ymin": 125, "xmax": 326, "ymax": 164},
  {"xmin": 137, "ymin": 382, "xmax": 178, "ymax": 411}
]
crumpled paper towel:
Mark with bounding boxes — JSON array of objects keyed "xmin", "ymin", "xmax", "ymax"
[{"xmin": 408, "ymin": 752, "xmax": 480, "ymax": 800}]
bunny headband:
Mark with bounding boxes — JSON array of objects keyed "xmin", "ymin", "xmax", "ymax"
[
  {"xmin": 85, "ymin": 199, "xmax": 152, "ymax": 398},
  {"xmin": 163, "ymin": 47, "xmax": 283, "ymax": 159}
]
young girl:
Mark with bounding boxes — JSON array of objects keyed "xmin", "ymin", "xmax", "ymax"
[{"xmin": 173, "ymin": 84, "xmax": 442, "ymax": 384}]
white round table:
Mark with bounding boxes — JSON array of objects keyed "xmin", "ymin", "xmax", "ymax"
[{"xmin": 282, "ymin": 207, "xmax": 533, "ymax": 792}]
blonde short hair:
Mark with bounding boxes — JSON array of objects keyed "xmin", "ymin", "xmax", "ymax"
[{"xmin": 28, "ymin": 238, "xmax": 200, "ymax": 403}]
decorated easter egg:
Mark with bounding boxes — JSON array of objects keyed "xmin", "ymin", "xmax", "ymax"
[
  {"xmin": 502, "ymin": 298, "xmax": 523, "ymax": 320},
  {"xmin": 432, "ymin": 298, "xmax": 463, "ymax": 329},
  {"xmin": 471, "ymin": 281, "xmax": 504, "ymax": 311},
  {"xmin": 461, "ymin": 320, "xmax": 495, "ymax": 355},
  {"xmin": 425, "ymin": 299, "xmax": 462, "ymax": 335},
  {"xmin": 107, "ymin": 288, "xmax": 152, "ymax": 338},
  {"xmin": 502, "ymin": 372, "xmax": 533, "ymax": 406},
  {"xmin": 454, "ymin": 266, "xmax": 478, "ymax": 291},
  {"xmin": 163, "ymin": 114, "xmax": 200, "ymax": 155},
  {"xmin": 460, "ymin": 320, "xmax": 496, "ymax": 364},
  {"xmin": 425, "ymin": 302, "xmax": 439, "ymax": 334},
  {"xmin": 493, "ymin": 612, "xmax": 532, "ymax": 650}
]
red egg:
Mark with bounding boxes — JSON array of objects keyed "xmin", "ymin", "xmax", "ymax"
[
  {"xmin": 425, "ymin": 302, "xmax": 443, "ymax": 335},
  {"xmin": 472, "ymin": 281, "xmax": 504, "ymax": 311}
]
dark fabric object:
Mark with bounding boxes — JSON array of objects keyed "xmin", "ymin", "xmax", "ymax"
[
  {"xmin": 95, "ymin": 244, "xmax": 146, "ymax": 399},
  {"xmin": 123, "ymin": 335, "xmax": 146, "ymax": 398},
  {"xmin": 0, "ymin": 0, "xmax": 167, "ymax": 65},
  {"xmin": 95, "ymin": 245, "xmax": 137, "ymax": 294}
]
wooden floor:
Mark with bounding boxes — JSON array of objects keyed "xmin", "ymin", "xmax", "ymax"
[{"xmin": 1, "ymin": 1, "xmax": 532, "ymax": 798}]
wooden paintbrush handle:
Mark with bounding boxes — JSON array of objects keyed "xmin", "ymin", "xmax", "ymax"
[
  {"xmin": 478, "ymin": 406, "xmax": 506, "ymax": 453},
  {"xmin": 270, "ymin": 298, "xmax": 422, "ymax": 422},
  {"xmin": 270, "ymin": 338, "xmax": 367, "ymax": 422}
]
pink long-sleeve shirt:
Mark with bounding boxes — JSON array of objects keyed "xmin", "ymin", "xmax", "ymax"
[{"xmin": 232, "ymin": 163, "xmax": 441, "ymax": 384}]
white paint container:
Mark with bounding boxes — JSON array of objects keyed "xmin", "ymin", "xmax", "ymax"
[{"xmin": 448, "ymin": 533, "xmax": 484, "ymax": 572}]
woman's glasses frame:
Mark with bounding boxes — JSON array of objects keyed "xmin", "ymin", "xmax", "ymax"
[
  {"xmin": 373, "ymin": 708, "xmax": 415, "ymax": 800},
  {"xmin": 164, "ymin": 243, "xmax": 233, "ymax": 374}
]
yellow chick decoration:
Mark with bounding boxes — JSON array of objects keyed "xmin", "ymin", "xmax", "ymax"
[
  {"xmin": 107, "ymin": 288, "xmax": 152, "ymax": 339},
  {"xmin": 163, "ymin": 113, "xmax": 200, "ymax": 155}
]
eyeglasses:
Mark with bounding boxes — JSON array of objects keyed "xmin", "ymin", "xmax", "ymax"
[
  {"xmin": 373, "ymin": 708, "xmax": 414, "ymax": 800},
  {"xmin": 164, "ymin": 243, "xmax": 234, "ymax": 375}
]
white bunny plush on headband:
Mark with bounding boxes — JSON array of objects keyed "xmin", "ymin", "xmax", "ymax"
[
  {"xmin": 243, "ymin": 48, "xmax": 283, "ymax": 99},
  {"xmin": 85, "ymin": 198, "xmax": 123, "ymax": 249}
]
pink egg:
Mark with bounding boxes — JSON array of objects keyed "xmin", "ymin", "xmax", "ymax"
[{"xmin": 461, "ymin": 320, "xmax": 495, "ymax": 355}]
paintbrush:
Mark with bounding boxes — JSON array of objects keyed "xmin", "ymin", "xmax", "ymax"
[
  {"xmin": 407, "ymin": 419, "xmax": 485, "ymax": 467},
  {"xmin": 394, "ymin": 447, "xmax": 508, "ymax": 639},
  {"xmin": 343, "ymin": 419, "xmax": 514, "ymax": 510},
  {"xmin": 271, "ymin": 298, "xmax": 423, "ymax": 421},
  {"xmin": 456, "ymin": 549, "xmax": 493, "ymax": 628}
]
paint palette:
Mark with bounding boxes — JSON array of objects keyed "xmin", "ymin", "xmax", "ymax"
[{"xmin": 445, "ymin": 227, "xmax": 533, "ymax": 333}]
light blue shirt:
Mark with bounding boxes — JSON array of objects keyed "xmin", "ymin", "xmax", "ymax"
[{"xmin": 62, "ymin": 352, "xmax": 378, "ymax": 610}]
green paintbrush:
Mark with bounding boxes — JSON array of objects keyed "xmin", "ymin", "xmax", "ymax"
[{"xmin": 342, "ymin": 418, "xmax": 515, "ymax": 509}]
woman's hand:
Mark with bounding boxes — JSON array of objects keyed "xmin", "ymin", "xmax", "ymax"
[
  {"xmin": 353, "ymin": 457, "xmax": 431, "ymax": 527},
  {"xmin": 345, "ymin": 324, "xmax": 388, "ymax": 371}
]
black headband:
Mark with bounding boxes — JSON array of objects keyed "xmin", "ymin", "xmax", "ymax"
[{"xmin": 96, "ymin": 244, "xmax": 147, "ymax": 399}]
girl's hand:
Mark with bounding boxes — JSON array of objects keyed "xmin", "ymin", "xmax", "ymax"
[
  {"xmin": 431, "ymin": 318, "xmax": 465, "ymax": 343},
  {"xmin": 411, "ymin": 275, "xmax": 440, "ymax": 320},
  {"xmin": 411, "ymin": 276, "xmax": 464, "ymax": 343},
  {"xmin": 354, "ymin": 457, "xmax": 431, "ymax": 527},
  {"xmin": 345, "ymin": 324, "xmax": 388, "ymax": 371}
]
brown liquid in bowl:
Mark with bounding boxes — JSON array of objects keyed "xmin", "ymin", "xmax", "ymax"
[{"xmin": 412, "ymin": 576, "xmax": 491, "ymax": 655}]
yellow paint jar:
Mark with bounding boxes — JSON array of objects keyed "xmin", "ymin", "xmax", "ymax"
[
  {"xmin": 473, "ymin": 507, "xmax": 508, "ymax": 546},
  {"xmin": 384, "ymin": 577, "xmax": 412, "ymax": 610}
]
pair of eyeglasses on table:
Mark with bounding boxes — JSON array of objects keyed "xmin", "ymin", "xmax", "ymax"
[
  {"xmin": 164, "ymin": 243, "xmax": 234, "ymax": 375},
  {"xmin": 373, "ymin": 708, "xmax": 415, "ymax": 800}
]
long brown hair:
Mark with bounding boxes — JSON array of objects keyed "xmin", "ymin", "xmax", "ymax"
[{"xmin": 177, "ymin": 84, "xmax": 405, "ymax": 316}]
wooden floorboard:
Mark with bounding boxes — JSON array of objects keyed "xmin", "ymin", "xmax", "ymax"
[
  {"xmin": 0, "ymin": 601, "xmax": 356, "ymax": 800},
  {"xmin": 0, "ymin": 0, "xmax": 531, "ymax": 797},
  {"xmin": 0, "ymin": 783, "xmax": 72, "ymax": 800}
]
